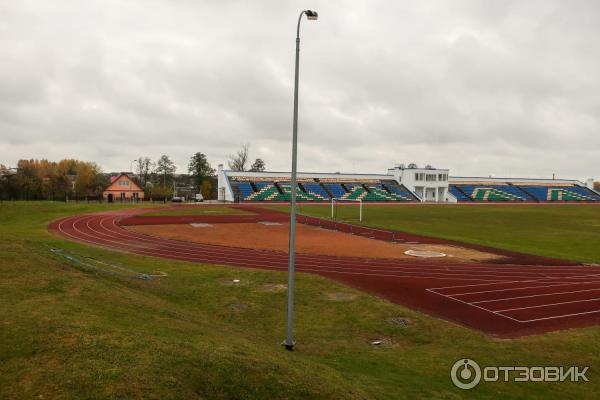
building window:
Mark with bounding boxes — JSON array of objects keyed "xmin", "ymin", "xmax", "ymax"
[{"xmin": 426, "ymin": 174, "xmax": 437, "ymax": 182}]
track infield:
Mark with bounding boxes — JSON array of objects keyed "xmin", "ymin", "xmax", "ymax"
[{"xmin": 49, "ymin": 205, "xmax": 600, "ymax": 338}]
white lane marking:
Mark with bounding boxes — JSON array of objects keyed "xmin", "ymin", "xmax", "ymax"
[
  {"xmin": 436, "ymin": 279, "xmax": 600, "ymax": 297},
  {"xmin": 503, "ymin": 309, "xmax": 600, "ymax": 323},
  {"xmin": 495, "ymin": 297, "xmax": 600, "ymax": 313},
  {"xmin": 424, "ymin": 288, "xmax": 522, "ymax": 322},
  {"xmin": 472, "ymin": 288, "xmax": 600, "ymax": 304}
]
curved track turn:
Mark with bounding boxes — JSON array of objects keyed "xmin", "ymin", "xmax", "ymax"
[{"xmin": 49, "ymin": 207, "xmax": 600, "ymax": 337}]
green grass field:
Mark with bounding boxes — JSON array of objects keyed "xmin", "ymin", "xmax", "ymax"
[
  {"xmin": 289, "ymin": 203, "xmax": 600, "ymax": 264},
  {"xmin": 1, "ymin": 202, "xmax": 599, "ymax": 399}
]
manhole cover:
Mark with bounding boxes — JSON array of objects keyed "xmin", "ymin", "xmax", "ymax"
[{"xmin": 404, "ymin": 250, "xmax": 446, "ymax": 258}]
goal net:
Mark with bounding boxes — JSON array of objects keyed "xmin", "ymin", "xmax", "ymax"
[{"xmin": 331, "ymin": 198, "xmax": 363, "ymax": 222}]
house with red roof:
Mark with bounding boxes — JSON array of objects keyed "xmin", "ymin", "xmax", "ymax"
[{"xmin": 102, "ymin": 173, "xmax": 144, "ymax": 202}]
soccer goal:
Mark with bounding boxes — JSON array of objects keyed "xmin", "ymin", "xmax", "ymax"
[{"xmin": 331, "ymin": 198, "xmax": 363, "ymax": 222}]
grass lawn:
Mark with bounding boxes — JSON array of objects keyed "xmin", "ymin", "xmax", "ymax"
[
  {"xmin": 1, "ymin": 201, "xmax": 599, "ymax": 399},
  {"xmin": 141, "ymin": 206, "xmax": 249, "ymax": 217},
  {"xmin": 282, "ymin": 203, "xmax": 600, "ymax": 264}
]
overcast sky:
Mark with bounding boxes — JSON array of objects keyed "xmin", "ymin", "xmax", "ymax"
[{"xmin": 1, "ymin": 0, "xmax": 599, "ymax": 179}]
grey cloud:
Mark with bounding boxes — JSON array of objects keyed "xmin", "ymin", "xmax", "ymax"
[{"xmin": 0, "ymin": 0, "xmax": 598, "ymax": 180}]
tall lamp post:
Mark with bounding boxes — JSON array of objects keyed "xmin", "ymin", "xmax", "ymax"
[{"xmin": 283, "ymin": 9, "xmax": 318, "ymax": 351}]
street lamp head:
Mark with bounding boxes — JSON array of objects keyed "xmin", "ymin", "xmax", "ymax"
[{"xmin": 305, "ymin": 10, "xmax": 318, "ymax": 20}]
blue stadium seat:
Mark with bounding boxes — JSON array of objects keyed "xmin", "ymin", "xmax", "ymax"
[
  {"xmin": 230, "ymin": 181, "xmax": 256, "ymax": 200},
  {"xmin": 324, "ymin": 183, "xmax": 347, "ymax": 199},
  {"xmin": 254, "ymin": 181, "xmax": 273, "ymax": 190},
  {"xmin": 520, "ymin": 185, "xmax": 600, "ymax": 202},
  {"xmin": 448, "ymin": 185, "xmax": 471, "ymax": 202},
  {"xmin": 383, "ymin": 183, "xmax": 417, "ymax": 200},
  {"xmin": 569, "ymin": 186, "xmax": 600, "ymax": 200},
  {"xmin": 344, "ymin": 183, "xmax": 364, "ymax": 191},
  {"xmin": 454, "ymin": 184, "xmax": 527, "ymax": 201},
  {"xmin": 236, "ymin": 182, "xmax": 255, "ymax": 199},
  {"xmin": 303, "ymin": 182, "xmax": 331, "ymax": 199}
]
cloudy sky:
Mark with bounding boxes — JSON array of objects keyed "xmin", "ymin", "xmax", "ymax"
[{"xmin": 1, "ymin": 0, "xmax": 599, "ymax": 179}]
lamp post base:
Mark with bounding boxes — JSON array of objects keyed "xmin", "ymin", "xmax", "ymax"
[{"xmin": 282, "ymin": 340, "xmax": 296, "ymax": 351}]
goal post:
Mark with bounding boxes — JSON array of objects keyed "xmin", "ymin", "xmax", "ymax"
[{"xmin": 331, "ymin": 198, "xmax": 363, "ymax": 222}]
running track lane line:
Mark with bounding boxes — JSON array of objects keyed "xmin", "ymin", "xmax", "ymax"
[
  {"xmin": 67, "ymin": 214, "xmax": 584, "ymax": 281},
  {"xmin": 49, "ymin": 210, "xmax": 600, "ymax": 336}
]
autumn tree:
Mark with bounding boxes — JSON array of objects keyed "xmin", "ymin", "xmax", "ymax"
[
  {"xmin": 201, "ymin": 179, "xmax": 213, "ymax": 199},
  {"xmin": 16, "ymin": 159, "xmax": 44, "ymax": 200},
  {"xmin": 0, "ymin": 158, "xmax": 105, "ymax": 200},
  {"xmin": 74, "ymin": 162, "xmax": 103, "ymax": 196},
  {"xmin": 188, "ymin": 152, "xmax": 215, "ymax": 187}
]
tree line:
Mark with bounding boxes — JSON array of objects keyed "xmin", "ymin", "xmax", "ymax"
[
  {"xmin": 0, "ymin": 159, "xmax": 106, "ymax": 201},
  {"xmin": 0, "ymin": 145, "xmax": 268, "ymax": 201}
]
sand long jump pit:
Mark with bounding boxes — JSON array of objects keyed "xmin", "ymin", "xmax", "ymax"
[{"xmin": 127, "ymin": 222, "xmax": 503, "ymax": 263}]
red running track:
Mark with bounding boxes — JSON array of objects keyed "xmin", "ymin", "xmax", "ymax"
[{"xmin": 48, "ymin": 206, "xmax": 600, "ymax": 337}]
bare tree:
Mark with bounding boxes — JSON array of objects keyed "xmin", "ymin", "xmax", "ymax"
[
  {"xmin": 134, "ymin": 157, "xmax": 154, "ymax": 187},
  {"xmin": 228, "ymin": 143, "xmax": 250, "ymax": 172}
]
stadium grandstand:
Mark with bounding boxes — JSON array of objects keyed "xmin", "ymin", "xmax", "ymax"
[
  {"xmin": 217, "ymin": 164, "xmax": 599, "ymax": 203},
  {"xmin": 449, "ymin": 177, "xmax": 600, "ymax": 203}
]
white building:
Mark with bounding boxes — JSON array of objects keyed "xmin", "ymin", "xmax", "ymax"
[{"xmin": 387, "ymin": 164, "xmax": 449, "ymax": 202}]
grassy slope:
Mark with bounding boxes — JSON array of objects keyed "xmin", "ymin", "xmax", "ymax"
[
  {"xmin": 288, "ymin": 204, "xmax": 600, "ymax": 263},
  {"xmin": 0, "ymin": 202, "xmax": 599, "ymax": 399}
]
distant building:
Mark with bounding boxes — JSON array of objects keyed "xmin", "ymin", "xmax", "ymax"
[
  {"xmin": 102, "ymin": 173, "xmax": 144, "ymax": 202},
  {"xmin": 387, "ymin": 164, "xmax": 449, "ymax": 202}
]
